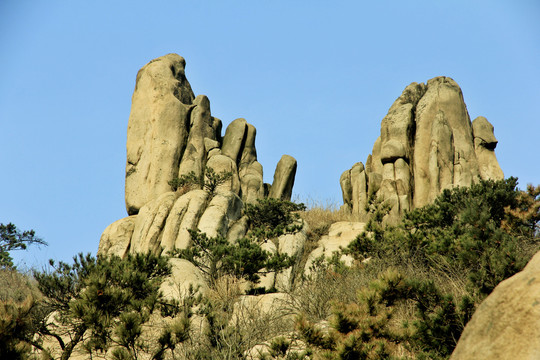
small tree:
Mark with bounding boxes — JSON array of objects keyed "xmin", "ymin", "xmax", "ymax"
[
  {"xmin": 168, "ymin": 171, "xmax": 201, "ymax": 193},
  {"xmin": 0, "ymin": 295, "xmax": 45, "ymax": 360},
  {"xmin": 502, "ymin": 183, "xmax": 540, "ymax": 238},
  {"xmin": 245, "ymin": 198, "xmax": 306, "ymax": 239},
  {"xmin": 33, "ymin": 252, "xmax": 180, "ymax": 360},
  {"xmin": 202, "ymin": 167, "xmax": 233, "ymax": 196},
  {"xmin": 168, "ymin": 167, "xmax": 232, "ymax": 197},
  {"xmin": 0, "ymin": 223, "xmax": 47, "ymax": 268},
  {"xmin": 172, "ymin": 230, "xmax": 294, "ymax": 287}
]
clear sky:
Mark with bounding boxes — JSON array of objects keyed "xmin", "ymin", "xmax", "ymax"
[{"xmin": 1, "ymin": 1, "xmax": 539, "ymax": 269}]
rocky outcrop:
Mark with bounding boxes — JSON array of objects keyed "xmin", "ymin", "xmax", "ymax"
[
  {"xmin": 99, "ymin": 54, "xmax": 298, "ymax": 290},
  {"xmin": 340, "ymin": 77, "xmax": 503, "ymax": 220},
  {"xmin": 269, "ymin": 155, "xmax": 297, "ymax": 200},
  {"xmin": 304, "ymin": 222, "xmax": 366, "ymax": 276},
  {"xmin": 450, "ymin": 250, "xmax": 540, "ymax": 359},
  {"xmin": 159, "ymin": 258, "xmax": 208, "ymax": 301},
  {"xmin": 98, "ymin": 216, "xmax": 137, "ymax": 258},
  {"xmin": 472, "ymin": 116, "xmax": 504, "ymax": 180}
]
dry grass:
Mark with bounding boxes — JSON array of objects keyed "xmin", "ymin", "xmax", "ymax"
[
  {"xmin": 284, "ymin": 257, "xmax": 472, "ymax": 359},
  {"xmin": 0, "ymin": 268, "xmax": 41, "ymax": 303},
  {"xmin": 294, "ymin": 198, "xmax": 364, "ymax": 275},
  {"xmin": 166, "ymin": 275, "xmax": 296, "ymax": 359},
  {"xmin": 295, "ymin": 196, "xmax": 472, "ymax": 304},
  {"xmin": 297, "ymin": 198, "xmax": 362, "ymax": 233}
]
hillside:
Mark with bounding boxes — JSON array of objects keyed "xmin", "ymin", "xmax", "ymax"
[{"xmin": 1, "ymin": 54, "xmax": 539, "ymax": 360}]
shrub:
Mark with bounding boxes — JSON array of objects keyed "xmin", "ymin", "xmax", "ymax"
[
  {"xmin": 295, "ymin": 270, "xmax": 474, "ymax": 360},
  {"xmin": 346, "ymin": 178, "xmax": 539, "ymax": 297},
  {"xmin": 203, "ymin": 167, "xmax": 233, "ymax": 196},
  {"xmin": 168, "ymin": 167, "xmax": 232, "ymax": 197},
  {"xmin": 168, "ymin": 171, "xmax": 201, "ymax": 193},
  {"xmin": 245, "ymin": 198, "xmax": 306, "ymax": 239},
  {"xmin": 172, "ymin": 229, "xmax": 294, "ymax": 287}
]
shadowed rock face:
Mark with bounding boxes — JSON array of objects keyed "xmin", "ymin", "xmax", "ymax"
[
  {"xmin": 340, "ymin": 76, "xmax": 503, "ymax": 221},
  {"xmin": 450, "ymin": 251, "xmax": 540, "ymax": 359},
  {"xmin": 100, "ymin": 53, "xmax": 298, "ymax": 260}
]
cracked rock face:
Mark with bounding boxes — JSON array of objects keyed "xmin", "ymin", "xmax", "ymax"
[
  {"xmin": 99, "ymin": 54, "xmax": 298, "ymax": 261},
  {"xmin": 340, "ymin": 76, "xmax": 503, "ymax": 221}
]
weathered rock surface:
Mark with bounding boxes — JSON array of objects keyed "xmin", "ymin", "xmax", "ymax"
[
  {"xmin": 450, "ymin": 250, "xmax": 540, "ymax": 360},
  {"xmin": 232, "ymin": 293, "xmax": 292, "ymax": 324},
  {"xmin": 341, "ymin": 77, "xmax": 503, "ymax": 220},
  {"xmin": 197, "ymin": 191, "xmax": 243, "ymax": 238},
  {"xmin": 97, "ymin": 216, "xmax": 136, "ymax": 258},
  {"xmin": 177, "ymin": 94, "xmax": 220, "ymax": 179},
  {"xmin": 159, "ymin": 258, "xmax": 208, "ymax": 301},
  {"xmin": 160, "ymin": 189, "xmax": 209, "ymax": 252},
  {"xmin": 130, "ymin": 192, "xmax": 178, "ymax": 255},
  {"xmin": 269, "ymin": 155, "xmax": 297, "ymax": 200},
  {"xmin": 304, "ymin": 222, "xmax": 366, "ymax": 275},
  {"xmin": 258, "ymin": 240, "xmax": 278, "ymax": 290},
  {"xmin": 472, "ymin": 116, "xmax": 504, "ymax": 180},
  {"xmin": 275, "ymin": 225, "xmax": 308, "ymax": 291},
  {"xmin": 125, "ymin": 54, "xmax": 195, "ymax": 215}
]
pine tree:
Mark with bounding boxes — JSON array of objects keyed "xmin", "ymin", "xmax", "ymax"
[
  {"xmin": 33, "ymin": 252, "xmax": 179, "ymax": 360},
  {"xmin": 172, "ymin": 229, "xmax": 294, "ymax": 287},
  {"xmin": 0, "ymin": 223, "xmax": 47, "ymax": 268}
]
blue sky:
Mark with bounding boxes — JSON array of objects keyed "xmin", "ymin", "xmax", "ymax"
[{"xmin": 1, "ymin": 1, "xmax": 539, "ymax": 269}]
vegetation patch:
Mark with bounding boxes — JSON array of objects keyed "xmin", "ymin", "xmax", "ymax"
[{"xmin": 1, "ymin": 178, "xmax": 539, "ymax": 359}]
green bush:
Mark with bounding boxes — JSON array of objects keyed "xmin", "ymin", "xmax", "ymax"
[
  {"xmin": 346, "ymin": 178, "xmax": 539, "ymax": 297},
  {"xmin": 245, "ymin": 198, "xmax": 306, "ymax": 239},
  {"xmin": 168, "ymin": 167, "xmax": 232, "ymax": 197},
  {"xmin": 171, "ymin": 198, "xmax": 306, "ymax": 290},
  {"xmin": 172, "ymin": 229, "xmax": 294, "ymax": 287},
  {"xmin": 296, "ymin": 270, "xmax": 474, "ymax": 360},
  {"xmin": 299, "ymin": 178, "xmax": 540, "ymax": 359},
  {"xmin": 168, "ymin": 171, "xmax": 201, "ymax": 192}
]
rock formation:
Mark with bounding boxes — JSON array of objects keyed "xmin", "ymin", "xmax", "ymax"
[
  {"xmin": 98, "ymin": 54, "xmax": 298, "ymax": 273},
  {"xmin": 340, "ymin": 76, "xmax": 504, "ymax": 220},
  {"xmin": 450, "ymin": 250, "xmax": 540, "ymax": 359},
  {"xmin": 304, "ymin": 222, "xmax": 365, "ymax": 276},
  {"xmin": 98, "ymin": 59, "xmax": 511, "ymax": 307}
]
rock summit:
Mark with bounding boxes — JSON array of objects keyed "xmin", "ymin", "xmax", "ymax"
[{"xmin": 340, "ymin": 76, "xmax": 503, "ymax": 221}]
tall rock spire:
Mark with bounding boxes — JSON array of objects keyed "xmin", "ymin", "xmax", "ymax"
[{"xmin": 125, "ymin": 54, "xmax": 195, "ymax": 215}]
